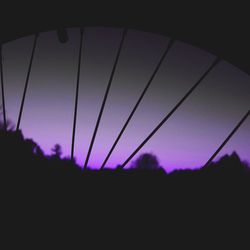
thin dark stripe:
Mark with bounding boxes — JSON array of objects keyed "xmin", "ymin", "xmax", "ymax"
[
  {"xmin": 0, "ymin": 45, "xmax": 7, "ymax": 130},
  {"xmin": 71, "ymin": 28, "xmax": 84, "ymax": 161},
  {"xmin": 203, "ymin": 110, "xmax": 250, "ymax": 168},
  {"xmin": 83, "ymin": 28, "xmax": 127, "ymax": 169},
  {"xmin": 16, "ymin": 33, "xmax": 39, "ymax": 131},
  {"xmin": 101, "ymin": 39, "xmax": 175, "ymax": 169},
  {"xmin": 120, "ymin": 57, "xmax": 221, "ymax": 169}
]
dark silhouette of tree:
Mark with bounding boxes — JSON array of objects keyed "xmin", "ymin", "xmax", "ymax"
[
  {"xmin": 51, "ymin": 144, "xmax": 62, "ymax": 158},
  {"xmin": 25, "ymin": 138, "xmax": 44, "ymax": 157},
  {"xmin": 131, "ymin": 153, "xmax": 161, "ymax": 170},
  {"xmin": 202, "ymin": 151, "xmax": 250, "ymax": 175}
]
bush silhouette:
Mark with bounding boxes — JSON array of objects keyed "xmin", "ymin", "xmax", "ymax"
[
  {"xmin": 51, "ymin": 144, "xmax": 62, "ymax": 158},
  {"xmin": 131, "ymin": 153, "xmax": 162, "ymax": 170}
]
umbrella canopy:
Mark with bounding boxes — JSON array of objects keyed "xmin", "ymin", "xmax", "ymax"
[{"xmin": 0, "ymin": 3, "xmax": 249, "ymax": 74}]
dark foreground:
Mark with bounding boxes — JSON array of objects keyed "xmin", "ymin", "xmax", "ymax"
[{"xmin": 1, "ymin": 130, "xmax": 250, "ymax": 247}]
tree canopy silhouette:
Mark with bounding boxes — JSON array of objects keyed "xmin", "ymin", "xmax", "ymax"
[
  {"xmin": 51, "ymin": 144, "xmax": 62, "ymax": 158},
  {"xmin": 131, "ymin": 153, "xmax": 162, "ymax": 171}
]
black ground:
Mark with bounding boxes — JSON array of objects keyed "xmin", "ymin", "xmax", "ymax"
[{"xmin": 1, "ymin": 129, "xmax": 250, "ymax": 247}]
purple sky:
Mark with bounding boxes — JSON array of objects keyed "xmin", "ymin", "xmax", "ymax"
[{"xmin": 1, "ymin": 27, "xmax": 249, "ymax": 171}]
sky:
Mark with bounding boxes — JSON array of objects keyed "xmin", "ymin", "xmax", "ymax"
[{"xmin": 1, "ymin": 27, "xmax": 249, "ymax": 171}]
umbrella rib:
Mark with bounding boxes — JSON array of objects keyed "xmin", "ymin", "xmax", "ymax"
[
  {"xmin": 120, "ymin": 57, "xmax": 221, "ymax": 169},
  {"xmin": 203, "ymin": 110, "xmax": 250, "ymax": 168},
  {"xmin": 0, "ymin": 45, "xmax": 7, "ymax": 130},
  {"xmin": 16, "ymin": 33, "xmax": 39, "ymax": 131},
  {"xmin": 83, "ymin": 28, "xmax": 127, "ymax": 169},
  {"xmin": 71, "ymin": 28, "xmax": 84, "ymax": 161},
  {"xmin": 100, "ymin": 38, "xmax": 175, "ymax": 169}
]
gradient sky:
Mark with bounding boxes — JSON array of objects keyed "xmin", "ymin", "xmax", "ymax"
[{"xmin": 1, "ymin": 27, "xmax": 249, "ymax": 171}]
